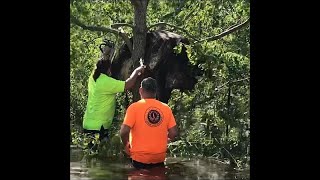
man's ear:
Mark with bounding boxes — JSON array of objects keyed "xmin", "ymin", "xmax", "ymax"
[{"xmin": 139, "ymin": 87, "xmax": 142, "ymax": 95}]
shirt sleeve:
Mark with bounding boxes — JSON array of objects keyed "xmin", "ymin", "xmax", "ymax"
[
  {"xmin": 123, "ymin": 104, "xmax": 136, "ymax": 128},
  {"xmin": 96, "ymin": 75, "xmax": 125, "ymax": 94}
]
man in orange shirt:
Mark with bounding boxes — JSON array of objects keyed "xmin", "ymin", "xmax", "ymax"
[{"xmin": 120, "ymin": 77, "xmax": 178, "ymax": 169}]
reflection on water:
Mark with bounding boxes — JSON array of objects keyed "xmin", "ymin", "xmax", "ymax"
[{"xmin": 70, "ymin": 149, "xmax": 249, "ymax": 180}]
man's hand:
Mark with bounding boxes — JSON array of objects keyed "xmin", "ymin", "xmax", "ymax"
[
  {"xmin": 125, "ymin": 65, "xmax": 146, "ymax": 90},
  {"xmin": 124, "ymin": 142, "xmax": 131, "ymax": 156},
  {"xmin": 135, "ymin": 65, "xmax": 146, "ymax": 76},
  {"xmin": 120, "ymin": 124, "xmax": 131, "ymax": 156}
]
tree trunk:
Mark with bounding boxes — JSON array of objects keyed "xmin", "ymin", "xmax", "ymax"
[
  {"xmin": 130, "ymin": 0, "xmax": 149, "ymax": 102},
  {"xmin": 131, "ymin": 0, "xmax": 148, "ymax": 63}
]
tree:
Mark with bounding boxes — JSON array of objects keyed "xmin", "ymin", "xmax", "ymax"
[{"xmin": 70, "ymin": 0, "xmax": 249, "ymax": 102}]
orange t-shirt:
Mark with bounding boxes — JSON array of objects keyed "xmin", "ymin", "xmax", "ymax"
[{"xmin": 123, "ymin": 98, "xmax": 176, "ymax": 164}]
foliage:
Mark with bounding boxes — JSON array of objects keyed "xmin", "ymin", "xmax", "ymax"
[{"xmin": 70, "ymin": 0, "xmax": 250, "ymax": 169}]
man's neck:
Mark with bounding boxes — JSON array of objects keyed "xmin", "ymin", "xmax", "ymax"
[{"xmin": 141, "ymin": 96, "xmax": 156, "ymax": 99}]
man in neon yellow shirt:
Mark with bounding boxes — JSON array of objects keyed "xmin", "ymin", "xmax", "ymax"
[{"xmin": 83, "ymin": 57, "xmax": 145, "ymax": 149}]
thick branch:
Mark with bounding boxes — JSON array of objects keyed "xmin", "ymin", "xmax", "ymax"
[
  {"xmin": 148, "ymin": 18, "xmax": 249, "ymax": 44},
  {"xmin": 71, "ymin": 15, "xmax": 119, "ymax": 34},
  {"xmin": 111, "ymin": 23, "xmax": 134, "ymax": 29},
  {"xmin": 70, "ymin": 15, "xmax": 133, "ymax": 54},
  {"xmin": 197, "ymin": 18, "xmax": 250, "ymax": 43},
  {"xmin": 148, "ymin": 22, "xmax": 200, "ymax": 41}
]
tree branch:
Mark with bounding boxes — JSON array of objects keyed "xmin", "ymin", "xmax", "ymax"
[
  {"xmin": 147, "ymin": 22, "xmax": 200, "ymax": 41},
  {"xmin": 70, "ymin": 15, "xmax": 133, "ymax": 54},
  {"xmin": 111, "ymin": 23, "xmax": 134, "ymax": 29},
  {"xmin": 197, "ymin": 18, "xmax": 250, "ymax": 43},
  {"xmin": 148, "ymin": 18, "xmax": 249, "ymax": 43},
  {"xmin": 118, "ymin": 27, "xmax": 133, "ymax": 54},
  {"xmin": 70, "ymin": 15, "xmax": 119, "ymax": 34}
]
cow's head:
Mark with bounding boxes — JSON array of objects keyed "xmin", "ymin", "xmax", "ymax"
[
  {"xmin": 144, "ymin": 31, "xmax": 201, "ymax": 103},
  {"xmin": 164, "ymin": 46, "xmax": 198, "ymax": 91}
]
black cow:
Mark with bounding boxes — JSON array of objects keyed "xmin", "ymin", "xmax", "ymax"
[{"xmin": 110, "ymin": 30, "xmax": 201, "ymax": 103}]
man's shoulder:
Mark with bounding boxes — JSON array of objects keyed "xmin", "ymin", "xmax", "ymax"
[
  {"xmin": 128, "ymin": 101, "xmax": 140, "ymax": 109},
  {"xmin": 130, "ymin": 99, "xmax": 153, "ymax": 108},
  {"xmin": 159, "ymin": 102, "xmax": 170, "ymax": 108},
  {"xmin": 153, "ymin": 100, "xmax": 172, "ymax": 111},
  {"xmin": 131, "ymin": 99, "xmax": 171, "ymax": 109},
  {"xmin": 97, "ymin": 74, "xmax": 125, "ymax": 87},
  {"xmin": 99, "ymin": 74, "xmax": 121, "ymax": 81},
  {"xmin": 152, "ymin": 99, "xmax": 168, "ymax": 106}
]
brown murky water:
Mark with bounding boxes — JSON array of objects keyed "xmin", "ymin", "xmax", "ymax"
[{"xmin": 70, "ymin": 149, "xmax": 249, "ymax": 180}]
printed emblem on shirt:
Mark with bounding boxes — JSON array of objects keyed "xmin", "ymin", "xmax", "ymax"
[{"xmin": 145, "ymin": 107, "xmax": 163, "ymax": 127}]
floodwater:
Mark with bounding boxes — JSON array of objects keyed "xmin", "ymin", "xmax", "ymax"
[{"xmin": 71, "ymin": 149, "xmax": 249, "ymax": 180}]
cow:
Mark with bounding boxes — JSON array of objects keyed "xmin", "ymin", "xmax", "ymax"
[{"xmin": 109, "ymin": 30, "xmax": 201, "ymax": 103}]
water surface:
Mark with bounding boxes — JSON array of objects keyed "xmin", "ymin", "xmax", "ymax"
[{"xmin": 71, "ymin": 149, "xmax": 249, "ymax": 180}]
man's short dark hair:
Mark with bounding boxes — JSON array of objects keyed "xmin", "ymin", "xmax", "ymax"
[{"xmin": 141, "ymin": 77, "xmax": 157, "ymax": 94}]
